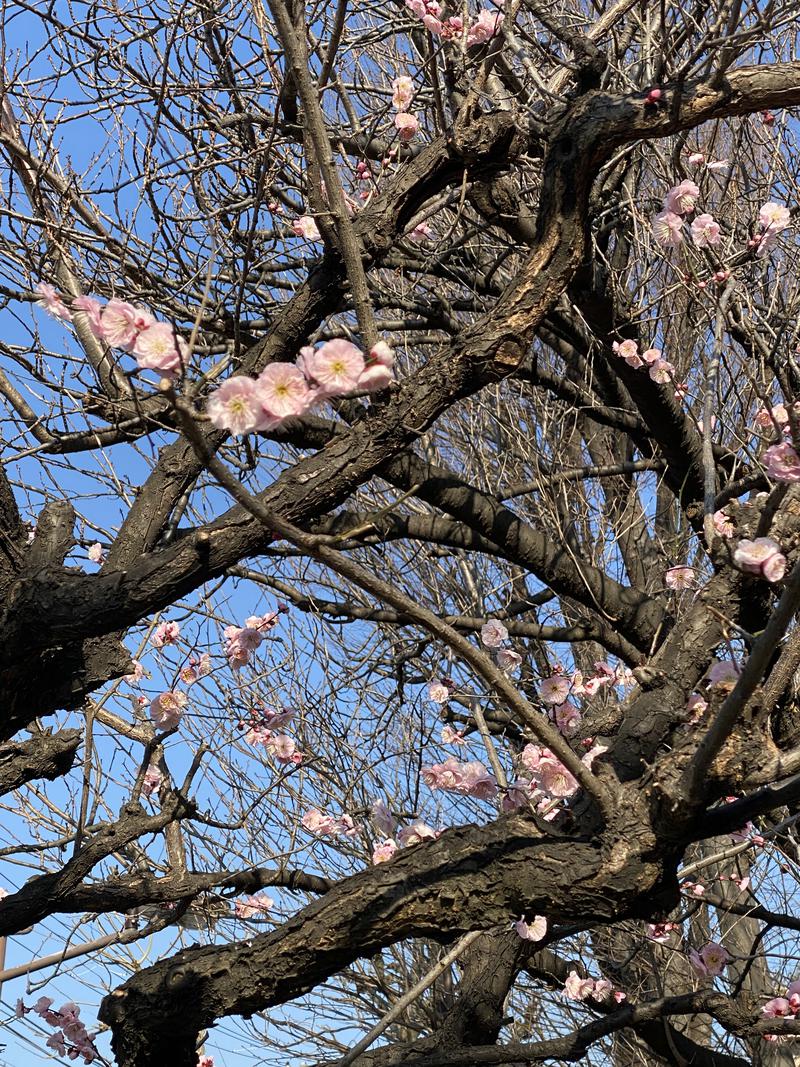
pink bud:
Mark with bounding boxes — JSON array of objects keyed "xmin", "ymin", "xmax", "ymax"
[{"xmin": 645, "ymin": 88, "xmax": 662, "ymax": 103}]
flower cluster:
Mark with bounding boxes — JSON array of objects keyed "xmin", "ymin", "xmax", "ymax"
[
  {"xmin": 518, "ymin": 744, "xmax": 579, "ymax": 799},
  {"xmin": 733, "ymin": 537, "xmax": 787, "ymax": 583},
  {"xmin": 372, "ymin": 817, "xmax": 441, "ymax": 864},
  {"xmin": 390, "ymin": 76, "xmax": 419, "ymax": 141},
  {"xmin": 480, "ymin": 618, "xmax": 523, "ymax": 671},
  {"xmin": 223, "ymin": 608, "xmax": 283, "ymax": 669},
  {"xmin": 151, "ymin": 620, "xmax": 181, "ymax": 648},
  {"xmin": 611, "ymin": 339, "xmax": 675, "ymax": 384},
  {"xmin": 563, "ymin": 970, "xmax": 624, "ymax": 1003},
  {"xmin": 646, "ymin": 921, "xmax": 680, "ymax": 943},
  {"xmin": 302, "ymin": 807, "xmax": 359, "ymax": 837},
  {"xmin": 207, "ymin": 339, "xmax": 395, "ymax": 435},
  {"xmin": 240, "ymin": 706, "xmax": 303, "ymax": 764},
  {"xmin": 234, "ymin": 893, "xmax": 274, "ymax": 919},
  {"xmin": 421, "ymin": 757, "xmax": 498, "ymax": 800},
  {"xmin": 16, "ymin": 997, "xmax": 99, "ymax": 1063},
  {"xmin": 763, "ymin": 979, "xmax": 800, "ymax": 1020},
  {"xmin": 36, "ymin": 286, "xmax": 188, "ymax": 376},
  {"xmin": 404, "ymin": 0, "xmax": 502, "ymax": 43}
]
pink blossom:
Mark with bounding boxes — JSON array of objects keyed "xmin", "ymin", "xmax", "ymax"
[
  {"xmin": 459, "ymin": 760, "xmax": 499, "ymax": 799},
  {"xmin": 305, "ymin": 339, "xmax": 365, "ymax": 394},
  {"xmin": 640, "ymin": 347, "xmax": 661, "ymax": 365},
  {"xmin": 410, "ymin": 222, "xmax": 433, "ymax": 242},
  {"xmin": 682, "ymin": 880, "xmax": 706, "ymax": 896},
  {"xmin": 244, "ymin": 723, "xmax": 272, "ymax": 746},
  {"xmin": 646, "ymin": 921, "xmax": 679, "ymax": 943},
  {"xmin": 480, "ymin": 618, "xmax": 508, "ymax": 648},
  {"xmin": 245, "ymin": 610, "xmax": 280, "ymax": 632},
  {"xmin": 392, "ymin": 76, "xmax": 414, "ymax": 110},
  {"xmin": 71, "ymin": 294, "xmax": 103, "ymax": 334},
  {"xmin": 397, "ymin": 819, "xmax": 439, "ymax": 846},
  {"xmin": 369, "ymin": 341, "xmax": 395, "ymax": 368},
  {"xmin": 756, "ymin": 402, "xmax": 790, "ymax": 430},
  {"xmin": 262, "ymin": 705, "xmax": 297, "ymax": 729},
  {"xmin": 371, "ymin": 798, "xmax": 396, "ymax": 836},
  {"xmin": 394, "ymin": 112, "xmax": 419, "ymax": 141},
  {"xmin": 706, "ymin": 658, "xmax": 740, "ymax": 690},
  {"xmin": 266, "ymin": 734, "xmax": 303, "ymax": 764},
  {"xmin": 141, "ymin": 764, "xmax": 163, "ymax": 798},
  {"xmin": 592, "ymin": 979, "xmax": 614, "ymax": 1001},
  {"xmin": 422, "ymin": 757, "xmax": 497, "ymax": 799},
  {"xmin": 150, "ymin": 690, "xmax": 188, "ymax": 730},
  {"xmin": 687, "ymin": 152, "xmax": 705, "ymax": 165},
  {"xmin": 35, "ymin": 282, "xmax": 72, "ymax": 321},
  {"xmin": 553, "ymin": 701, "xmax": 581, "ymax": 737},
  {"xmin": 357, "ymin": 363, "xmax": 394, "ymax": 391},
  {"xmin": 100, "ymin": 298, "xmax": 154, "ymax": 350},
  {"xmin": 501, "ymin": 781, "xmax": 532, "ymax": 813},
  {"xmin": 713, "ymin": 509, "xmax": 735, "ymax": 538},
  {"xmin": 428, "ymin": 679, "xmax": 451, "ymax": 703},
  {"xmin": 440, "ymin": 15, "xmax": 463, "ymax": 36},
  {"xmin": 125, "ymin": 659, "xmax": 146, "ymax": 685},
  {"xmin": 763, "ymin": 997, "xmax": 793, "ymax": 1019},
  {"xmin": 648, "ymin": 358, "xmax": 675, "ymax": 384},
  {"xmin": 372, "ymin": 839, "xmax": 399, "ymax": 863},
  {"xmin": 564, "ymin": 970, "xmax": 596, "ymax": 1000},
  {"xmin": 664, "ymin": 180, "xmax": 700, "ymax": 215},
  {"xmin": 691, "ymin": 213, "xmax": 722, "ymax": 247},
  {"xmin": 224, "ymin": 624, "xmax": 263, "ymax": 669},
  {"xmin": 733, "ymin": 537, "xmax": 787, "ymax": 583},
  {"xmin": 406, "ymin": 0, "xmax": 440, "ymax": 18},
  {"xmin": 46, "ymin": 1032, "xmax": 67, "ymax": 1056},
  {"xmin": 256, "ymin": 362, "xmax": 314, "ymax": 420},
  {"xmin": 293, "ymin": 215, "xmax": 321, "ymax": 241},
  {"xmin": 151, "ymin": 621, "xmax": 181, "ymax": 647},
  {"xmin": 689, "ymin": 941, "xmax": 730, "ymax": 978},
  {"xmin": 87, "ymin": 542, "xmax": 104, "ymax": 565},
  {"xmin": 441, "ymin": 724, "xmax": 467, "ymax": 745},
  {"xmin": 514, "ymin": 914, "xmax": 547, "ymax": 941},
  {"xmin": 33, "ymin": 996, "xmax": 54, "ymax": 1016},
  {"xmin": 133, "ymin": 322, "xmax": 186, "ymax": 375},
  {"xmin": 302, "ymin": 808, "xmax": 358, "ymax": 837},
  {"xmin": 759, "ymin": 202, "xmax": 791, "ymax": 233},
  {"xmin": 234, "ymin": 893, "xmax": 274, "ymax": 918},
  {"xmin": 538, "ymin": 674, "xmax": 571, "ymax": 704},
  {"xmin": 764, "ymin": 441, "xmax": 800, "ymax": 481},
  {"xmin": 537, "ymin": 756, "xmax": 579, "ymax": 798},
  {"xmin": 652, "ymin": 210, "xmax": 684, "ymax": 247},
  {"xmin": 612, "ymin": 339, "xmax": 643, "ymax": 367},
  {"xmin": 466, "ymin": 8, "xmax": 504, "ymax": 45},
  {"xmin": 520, "ymin": 743, "xmax": 546, "ymax": 774},
  {"xmin": 207, "ymin": 376, "xmax": 264, "ymax": 435},
  {"xmin": 686, "ymin": 692, "xmax": 708, "ymax": 721},
  {"xmin": 496, "ymin": 648, "xmax": 522, "ymax": 671},
  {"xmin": 665, "ymin": 566, "xmax": 695, "ymax": 590}
]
